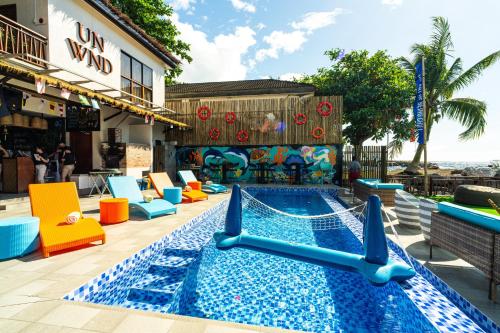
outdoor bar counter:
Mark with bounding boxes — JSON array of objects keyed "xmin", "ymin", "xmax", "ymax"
[{"xmin": 2, "ymin": 157, "xmax": 34, "ymax": 193}]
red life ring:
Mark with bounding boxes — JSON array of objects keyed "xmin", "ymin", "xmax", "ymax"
[
  {"xmin": 316, "ymin": 101, "xmax": 333, "ymax": 117},
  {"xmin": 294, "ymin": 113, "xmax": 307, "ymax": 125},
  {"xmin": 236, "ymin": 129, "xmax": 249, "ymax": 142},
  {"xmin": 225, "ymin": 111, "xmax": 236, "ymax": 124},
  {"xmin": 209, "ymin": 128, "xmax": 221, "ymax": 141},
  {"xmin": 197, "ymin": 105, "xmax": 212, "ymax": 121},
  {"xmin": 312, "ymin": 126, "xmax": 325, "ymax": 139}
]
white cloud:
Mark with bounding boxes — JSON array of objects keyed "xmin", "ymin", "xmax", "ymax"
[
  {"xmin": 279, "ymin": 72, "xmax": 304, "ymax": 81},
  {"xmin": 172, "ymin": 14, "xmax": 256, "ymax": 82},
  {"xmin": 381, "ymin": 0, "xmax": 403, "ymax": 6},
  {"xmin": 230, "ymin": 0, "xmax": 256, "ymax": 13},
  {"xmin": 170, "ymin": 0, "xmax": 196, "ymax": 11},
  {"xmin": 255, "ymin": 30, "xmax": 306, "ymax": 62},
  {"xmin": 291, "ymin": 9, "xmax": 344, "ymax": 34}
]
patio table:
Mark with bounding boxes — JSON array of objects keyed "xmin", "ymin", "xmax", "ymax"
[{"xmin": 89, "ymin": 170, "xmax": 123, "ymax": 197}]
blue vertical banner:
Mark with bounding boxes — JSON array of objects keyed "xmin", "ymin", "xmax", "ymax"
[{"xmin": 413, "ymin": 61, "xmax": 425, "ymax": 144}]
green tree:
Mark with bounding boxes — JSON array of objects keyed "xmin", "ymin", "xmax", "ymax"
[
  {"xmin": 109, "ymin": 0, "xmax": 192, "ymax": 83},
  {"xmin": 400, "ymin": 17, "xmax": 500, "ymax": 173},
  {"xmin": 301, "ymin": 49, "xmax": 415, "ymax": 155}
]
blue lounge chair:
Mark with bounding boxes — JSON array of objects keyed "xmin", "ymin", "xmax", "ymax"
[
  {"xmin": 177, "ymin": 170, "xmax": 228, "ymax": 194},
  {"xmin": 107, "ymin": 176, "xmax": 176, "ymax": 219}
]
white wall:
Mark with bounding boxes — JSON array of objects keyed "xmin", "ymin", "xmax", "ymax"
[
  {"xmin": 0, "ymin": 0, "xmax": 49, "ymax": 36},
  {"xmin": 46, "ymin": 0, "xmax": 167, "ymax": 106}
]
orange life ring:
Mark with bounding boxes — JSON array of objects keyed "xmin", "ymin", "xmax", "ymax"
[
  {"xmin": 317, "ymin": 101, "xmax": 333, "ymax": 117},
  {"xmin": 197, "ymin": 105, "xmax": 212, "ymax": 121},
  {"xmin": 312, "ymin": 126, "xmax": 325, "ymax": 139},
  {"xmin": 236, "ymin": 129, "xmax": 249, "ymax": 142},
  {"xmin": 294, "ymin": 113, "xmax": 307, "ymax": 125},
  {"xmin": 225, "ymin": 111, "xmax": 236, "ymax": 124},
  {"xmin": 209, "ymin": 127, "xmax": 221, "ymax": 141}
]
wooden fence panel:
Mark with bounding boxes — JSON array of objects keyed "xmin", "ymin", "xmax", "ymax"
[
  {"xmin": 164, "ymin": 95, "xmax": 342, "ymax": 146},
  {"xmin": 342, "ymin": 145, "xmax": 387, "ymax": 185}
]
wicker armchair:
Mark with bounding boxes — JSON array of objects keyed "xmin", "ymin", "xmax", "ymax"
[{"xmin": 430, "ymin": 211, "xmax": 499, "ymax": 301}]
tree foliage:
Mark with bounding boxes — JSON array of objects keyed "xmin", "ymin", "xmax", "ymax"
[
  {"xmin": 400, "ymin": 16, "xmax": 500, "ymax": 171},
  {"xmin": 300, "ymin": 49, "xmax": 414, "ymax": 154},
  {"xmin": 109, "ymin": 0, "xmax": 191, "ymax": 83}
]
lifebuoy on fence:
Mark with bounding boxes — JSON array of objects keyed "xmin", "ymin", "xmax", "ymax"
[
  {"xmin": 316, "ymin": 101, "xmax": 333, "ymax": 117},
  {"xmin": 197, "ymin": 105, "xmax": 212, "ymax": 121},
  {"xmin": 312, "ymin": 126, "xmax": 325, "ymax": 139},
  {"xmin": 236, "ymin": 129, "xmax": 249, "ymax": 142},
  {"xmin": 225, "ymin": 111, "xmax": 236, "ymax": 124},
  {"xmin": 209, "ymin": 127, "xmax": 221, "ymax": 141},
  {"xmin": 294, "ymin": 113, "xmax": 307, "ymax": 125}
]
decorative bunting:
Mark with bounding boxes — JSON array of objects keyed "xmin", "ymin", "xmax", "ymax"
[
  {"xmin": 91, "ymin": 99, "xmax": 100, "ymax": 110},
  {"xmin": 35, "ymin": 78, "xmax": 46, "ymax": 94},
  {"xmin": 78, "ymin": 94, "xmax": 90, "ymax": 106},
  {"xmin": 60, "ymin": 88, "xmax": 71, "ymax": 100},
  {"xmin": 22, "ymin": 92, "xmax": 31, "ymax": 106}
]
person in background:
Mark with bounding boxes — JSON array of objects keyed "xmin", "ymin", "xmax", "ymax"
[
  {"xmin": 348, "ymin": 155, "xmax": 362, "ymax": 193},
  {"xmin": 61, "ymin": 146, "xmax": 76, "ymax": 182},
  {"xmin": 49, "ymin": 142, "xmax": 65, "ymax": 182},
  {"xmin": 33, "ymin": 146, "xmax": 49, "ymax": 184},
  {"xmin": 0, "ymin": 144, "xmax": 10, "ymax": 190}
]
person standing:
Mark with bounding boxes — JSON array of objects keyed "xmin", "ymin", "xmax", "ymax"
[
  {"xmin": 49, "ymin": 142, "xmax": 65, "ymax": 182},
  {"xmin": 348, "ymin": 155, "xmax": 362, "ymax": 192},
  {"xmin": 0, "ymin": 144, "xmax": 9, "ymax": 190},
  {"xmin": 61, "ymin": 146, "xmax": 76, "ymax": 182},
  {"xmin": 33, "ymin": 146, "xmax": 49, "ymax": 183}
]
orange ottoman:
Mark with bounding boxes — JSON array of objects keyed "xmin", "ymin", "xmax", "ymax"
[{"xmin": 100, "ymin": 198, "xmax": 129, "ymax": 224}]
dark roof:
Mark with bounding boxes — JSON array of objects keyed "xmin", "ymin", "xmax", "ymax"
[
  {"xmin": 84, "ymin": 0, "xmax": 180, "ymax": 68},
  {"xmin": 165, "ymin": 79, "xmax": 316, "ymax": 98}
]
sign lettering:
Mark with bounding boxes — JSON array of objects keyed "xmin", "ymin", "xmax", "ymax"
[{"xmin": 67, "ymin": 22, "xmax": 113, "ymax": 74}]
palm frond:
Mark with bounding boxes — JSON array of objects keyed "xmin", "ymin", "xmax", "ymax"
[
  {"xmin": 398, "ymin": 57, "xmax": 415, "ymax": 75},
  {"xmin": 388, "ymin": 140, "xmax": 404, "ymax": 159},
  {"xmin": 447, "ymin": 50, "xmax": 500, "ymax": 93},
  {"xmin": 441, "ymin": 98, "xmax": 487, "ymax": 140},
  {"xmin": 430, "ymin": 17, "xmax": 453, "ymax": 52}
]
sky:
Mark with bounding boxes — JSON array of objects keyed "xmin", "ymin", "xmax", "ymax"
[{"xmin": 167, "ymin": 0, "xmax": 500, "ymax": 162}]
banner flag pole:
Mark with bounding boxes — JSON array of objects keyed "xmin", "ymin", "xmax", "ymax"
[{"xmin": 422, "ymin": 56, "xmax": 428, "ymax": 196}]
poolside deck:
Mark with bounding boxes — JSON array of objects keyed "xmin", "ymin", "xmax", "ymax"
[
  {"xmin": 339, "ymin": 190, "xmax": 500, "ymax": 327},
  {"xmin": 0, "ymin": 186, "xmax": 498, "ymax": 332},
  {"xmin": 0, "ymin": 190, "xmax": 303, "ymax": 333}
]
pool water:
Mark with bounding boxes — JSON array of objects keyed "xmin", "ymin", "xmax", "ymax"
[
  {"xmin": 83, "ymin": 189, "xmax": 439, "ymax": 332},
  {"xmin": 172, "ymin": 191, "xmax": 437, "ymax": 332}
]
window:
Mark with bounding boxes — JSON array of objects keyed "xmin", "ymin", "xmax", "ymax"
[{"xmin": 120, "ymin": 52, "xmax": 153, "ymax": 107}]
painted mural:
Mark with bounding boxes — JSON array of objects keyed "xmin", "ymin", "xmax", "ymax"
[{"xmin": 176, "ymin": 145, "xmax": 342, "ymax": 185}]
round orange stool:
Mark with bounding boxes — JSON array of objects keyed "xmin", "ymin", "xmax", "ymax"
[{"xmin": 100, "ymin": 198, "xmax": 129, "ymax": 224}]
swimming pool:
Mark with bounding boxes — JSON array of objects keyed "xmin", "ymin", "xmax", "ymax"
[{"xmin": 66, "ymin": 187, "xmax": 498, "ymax": 333}]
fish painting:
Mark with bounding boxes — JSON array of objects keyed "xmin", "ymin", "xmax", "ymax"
[{"xmin": 250, "ymin": 148, "xmax": 268, "ymax": 161}]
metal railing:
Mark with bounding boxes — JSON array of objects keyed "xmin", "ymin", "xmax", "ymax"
[
  {"xmin": 388, "ymin": 175, "xmax": 500, "ymax": 195},
  {"xmin": 0, "ymin": 14, "xmax": 47, "ymax": 67}
]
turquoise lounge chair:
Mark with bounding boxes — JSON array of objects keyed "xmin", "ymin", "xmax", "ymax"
[
  {"xmin": 107, "ymin": 176, "xmax": 176, "ymax": 219},
  {"xmin": 177, "ymin": 170, "xmax": 228, "ymax": 193}
]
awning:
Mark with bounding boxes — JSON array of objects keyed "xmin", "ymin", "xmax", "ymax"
[{"xmin": 0, "ymin": 59, "xmax": 189, "ymax": 128}]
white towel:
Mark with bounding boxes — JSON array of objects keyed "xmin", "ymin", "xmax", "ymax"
[{"xmin": 65, "ymin": 211, "xmax": 81, "ymax": 225}]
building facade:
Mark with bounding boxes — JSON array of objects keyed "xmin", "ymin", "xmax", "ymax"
[{"xmin": 0, "ymin": 0, "xmax": 186, "ymax": 193}]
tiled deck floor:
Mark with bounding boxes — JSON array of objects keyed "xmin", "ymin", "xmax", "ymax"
[
  {"xmin": 1, "ymin": 187, "xmax": 499, "ymax": 332},
  {"xmin": 339, "ymin": 191, "xmax": 500, "ymax": 327},
  {"xmin": 0, "ymin": 190, "xmax": 303, "ymax": 333}
]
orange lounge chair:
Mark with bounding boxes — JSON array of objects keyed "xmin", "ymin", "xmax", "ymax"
[
  {"xmin": 149, "ymin": 172, "xmax": 208, "ymax": 203},
  {"xmin": 29, "ymin": 182, "xmax": 105, "ymax": 258}
]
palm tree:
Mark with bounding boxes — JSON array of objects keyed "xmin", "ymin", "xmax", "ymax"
[{"xmin": 399, "ymin": 17, "xmax": 500, "ymax": 173}]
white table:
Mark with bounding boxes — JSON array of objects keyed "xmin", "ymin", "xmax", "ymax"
[{"xmin": 88, "ymin": 170, "xmax": 122, "ymax": 197}]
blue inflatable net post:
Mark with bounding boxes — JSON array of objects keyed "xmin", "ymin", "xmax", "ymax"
[
  {"xmin": 224, "ymin": 184, "xmax": 243, "ymax": 236},
  {"xmin": 363, "ymin": 195, "xmax": 389, "ymax": 265}
]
